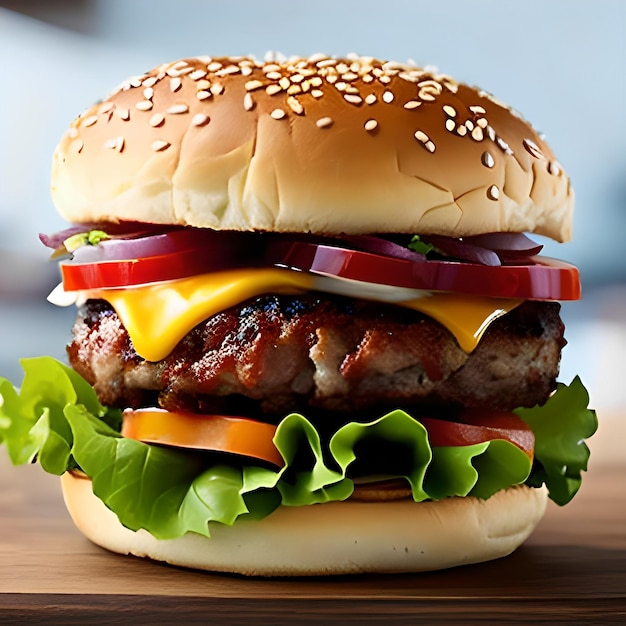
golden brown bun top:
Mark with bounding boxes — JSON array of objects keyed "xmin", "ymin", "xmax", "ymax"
[{"xmin": 51, "ymin": 54, "xmax": 573, "ymax": 241}]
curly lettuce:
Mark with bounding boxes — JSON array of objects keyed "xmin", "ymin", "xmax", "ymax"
[
  {"xmin": 515, "ymin": 377, "xmax": 597, "ymax": 505},
  {"xmin": 0, "ymin": 357, "xmax": 596, "ymax": 540}
]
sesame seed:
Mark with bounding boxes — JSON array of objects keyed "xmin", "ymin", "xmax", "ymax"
[
  {"xmin": 210, "ymin": 83, "xmax": 225, "ymax": 95},
  {"xmin": 414, "ymin": 130, "xmax": 436, "ymax": 152},
  {"xmin": 142, "ymin": 76, "xmax": 158, "ymax": 88},
  {"xmin": 266, "ymin": 71, "xmax": 282, "ymax": 80},
  {"xmin": 465, "ymin": 120, "xmax": 475, "ymax": 131},
  {"xmin": 476, "ymin": 118, "xmax": 488, "ymax": 129},
  {"xmin": 241, "ymin": 66, "xmax": 253, "ymax": 76},
  {"xmin": 216, "ymin": 65, "xmax": 240, "ymax": 76},
  {"xmin": 143, "ymin": 87, "xmax": 154, "ymax": 100},
  {"xmin": 279, "ymin": 77, "xmax": 290, "ymax": 90},
  {"xmin": 115, "ymin": 108, "xmax": 130, "ymax": 121},
  {"xmin": 382, "ymin": 61, "xmax": 405, "ymax": 72},
  {"xmin": 404, "ymin": 100, "xmax": 421, "ymax": 110},
  {"xmin": 334, "ymin": 81, "xmax": 348, "ymax": 92},
  {"xmin": 443, "ymin": 105, "xmax": 457, "ymax": 117},
  {"xmin": 151, "ymin": 140, "xmax": 170, "ymax": 152},
  {"xmin": 311, "ymin": 89, "xmax": 324, "ymax": 98},
  {"xmin": 316, "ymin": 116, "xmax": 333, "ymax": 128},
  {"xmin": 445, "ymin": 119, "xmax": 456, "ymax": 132},
  {"xmin": 243, "ymin": 92, "xmax": 255, "ymax": 111},
  {"xmin": 316, "ymin": 59, "xmax": 337, "ymax": 68},
  {"xmin": 244, "ymin": 80, "xmax": 263, "ymax": 91},
  {"xmin": 365, "ymin": 93, "xmax": 377, "ymax": 105},
  {"xmin": 382, "ymin": 91, "xmax": 394, "ymax": 103},
  {"xmin": 189, "ymin": 69, "xmax": 207, "ymax": 81},
  {"xmin": 456, "ymin": 124, "xmax": 468, "ymax": 136},
  {"xmin": 379, "ymin": 75, "xmax": 392, "ymax": 84},
  {"xmin": 287, "ymin": 84, "xmax": 302, "ymax": 95},
  {"xmin": 418, "ymin": 80, "xmax": 442, "ymax": 101},
  {"xmin": 548, "ymin": 161, "xmax": 561, "ymax": 175},
  {"xmin": 310, "ymin": 76, "xmax": 323, "ymax": 87},
  {"xmin": 98, "ymin": 102, "xmax": 115, "ymax": 114},
  {"xmin": 266, "ymin": 83, "xmax": 283, "ymax": 96},
  {"xmin": 471, "ymin": 126, "xmax": 484, "ymax": 141},
  {"xmin": 207, "ymin": 61, "xmax": 223, "ymax": 72},
  {"xmin": 287, "ymin": 96, "xmax": 304, "ymax": 115},
  {"xmin": 135, "ymin": 100, "xmax": 153, "ymax": 111},
  {"xmin": 344, "ymin": 93, "xmax": 363, "ymax": 105},
  {"xmin": 167, "ymin": 61, "xmax": 192, "ymax": 77},
  {"xmin": 270, "ymin": 108, "xmax": 287, "ymax": 120},
  {"xmin": 469, "ymin": 105, "xmax": 486, "ymax": 115},
  {"xmin": 170, "ymin": 77, "xmax": 182, "ymax": 92},
  {"xmin": 362, "ymin": 74, "xmax": 374, "ymax": 83},
  {"xmin": 496, "ymin": 137, "xmax": 511, "ymax": 152},
  {"xmin": 308, "ymin": 52, "xmax": 328, "ymax": 63},
  {"xmin": 486, "ymin": 126, "xmax": 497, "ymax": 142},
  {"xmin": 104, "ymin": 136, "xmax": 124, "ymax": 152},
  {"xmin": 364, "ymin": 119, "xmax": 378, "ymax": 132},
  {"xmin": 196, "ymin": 90, "xmax": 211, "ymax": 101},
  {"xmin": 290, "ymin": 73, "xmax": 305, "ymax": 83},
  {"xmin": 149, "ymin": 113, "xmax": 165, "ymax": 127},
  {"xmin": 192, "ymin": 113, "xmax": 210, "ymax": 127},
  {"xmin": 481, "ymin": 152, "xmax": 495, "ymax": 168},
  {"xmin": 523, "ymin": 138, "xmax": 543, "ymax": 158},
  {"xmin": 487, "ymin": 185, "xmax": 500, "ymax": 200},
  {"xmin": 82, "ymin": 115, "xmax": 98, "ymax": 127},
  {"xmin": 196, "ymin": 79, "xmax": 210, "ymax": 90},
  {"xmin": 167, "ymin": 104, "xmax": 189, "ymax": 115}
]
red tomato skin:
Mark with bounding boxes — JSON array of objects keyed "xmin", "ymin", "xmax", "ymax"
[
  {"xmin": 274, "ymin": 242, "xmax": 580, "ymax": 301},
  {"xmin": 60, "ymin": 234, "xmax": 581, "ymax": 302},
  {"xmin": 420, "ymin": 411, "xmax": 535, "ymax": 459}
]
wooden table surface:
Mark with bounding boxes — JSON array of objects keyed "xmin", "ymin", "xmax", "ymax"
[{"xmin": 1, "ymin": 411, "xmax": 624, "ymax": 624}]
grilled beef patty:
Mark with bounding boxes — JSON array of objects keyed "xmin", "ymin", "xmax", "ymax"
[{"xmin": 68, "ymin": 295, "xmax": 565, "ymax": 421}]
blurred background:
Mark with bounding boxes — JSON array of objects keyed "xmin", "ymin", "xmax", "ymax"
[{"xmin": 0, "ymin": 0, "xmax": 624, "ymax": 411}]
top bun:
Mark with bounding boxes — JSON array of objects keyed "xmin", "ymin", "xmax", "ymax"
[{"xmin": 51, "ymin": 54, "xmax": 573, "ymax": 241}]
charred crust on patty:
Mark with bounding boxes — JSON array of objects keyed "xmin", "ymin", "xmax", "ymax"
[{"xmin": 68, "ymin": 294, "xmax": 564, "ymax": 422}]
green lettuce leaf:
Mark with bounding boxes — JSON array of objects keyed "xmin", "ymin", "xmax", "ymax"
[
  {"xmin": 516, "ymin": 377, "xmax": 598, "ymax": 505},
  {"xmin": 0, "ymin": 357, "xmax": 595, "ymax": 540},
  {"xmin": 66, "ymin": 404, "xmax": 255, "ymax": 539},
  {"xmin": 427, "ymin": 439, "xmax": 532, "ymax": 500},
  {"xmin": 0, "ymin": 357, "xmax": 119, "ymax": 473}
]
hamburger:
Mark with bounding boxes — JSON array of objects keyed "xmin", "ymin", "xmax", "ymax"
[{"xmin": 0, "ymin": 53, "xmax": 597, "ymax": 576}]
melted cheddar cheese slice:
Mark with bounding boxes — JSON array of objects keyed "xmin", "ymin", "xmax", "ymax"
[{"xmin": 92, "ymin": 268, "xmax": 521, "ymax": 362}]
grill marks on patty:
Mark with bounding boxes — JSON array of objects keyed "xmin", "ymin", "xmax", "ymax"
[{"xmin": 68, "ymin": 295, "xmax": 565, "ymax": 420}]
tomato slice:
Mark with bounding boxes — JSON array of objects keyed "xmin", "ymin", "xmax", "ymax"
[
  {"xmin": 421, "ymin": 410, "xmax": 534, "ymax": 459},
  {"xmin": 121, "ymin": 408, "xmax": 284, "ymax": 467},
  {"xmin": 121, "ymin": 407, "xmax": 532, "ymax": 468},
  {"xmin": 267, "ymin": 241, "xmax": 581, "ymax": 301},
  {"xmin": 60, "ymin": 231, "xmax": 580, "ymax": 301},
  {"xmin": 61, "ymin": 229, "xmax": 263, "ymax": 291}
]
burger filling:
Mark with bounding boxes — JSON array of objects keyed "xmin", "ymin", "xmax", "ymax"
[{"xmin": 68, "ymin": 295, "xmax": 565, "ymax": 421}]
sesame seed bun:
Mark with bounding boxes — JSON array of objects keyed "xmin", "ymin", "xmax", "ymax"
[
  {"xmin": 51, "ymin": 54, "xmax": 573, "ymax": 241},
  {"xmin": 60, "ymin": 471, "xmax": 547, "ymax": 576}
]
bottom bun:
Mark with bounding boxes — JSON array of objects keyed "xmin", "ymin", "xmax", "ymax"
[{"xmin": 60, "ymin": 472, "xmax": 547, "ymax": 576}]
